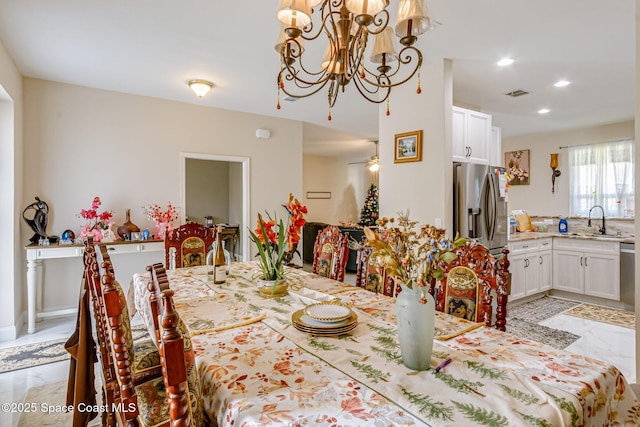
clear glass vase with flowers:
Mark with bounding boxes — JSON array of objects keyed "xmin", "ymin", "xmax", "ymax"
[
  {"xmin": 248, "ymin": 193, "xmax": 307, "ymax": 296},
  {"xmin": 143, "ymin": 202, "xmax": 179, "ymax": 239},
  {"xmin": 364, "ymin": 210, "xmax": 466, "ymax": 370},
  {"xmin": 78, "ymin": 196, "xmax": 115, "ymax": 243}
]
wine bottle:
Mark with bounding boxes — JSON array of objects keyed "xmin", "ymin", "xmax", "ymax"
[{"xmin": 213, "ymin": 225, "xmax": 227, "ymax": 284}]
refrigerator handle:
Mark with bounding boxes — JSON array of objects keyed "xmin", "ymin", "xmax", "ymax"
[
  {"xmin": 483, "ymin": 174, "xmax": 496, "ymax": 240},
  {"xmin": 468, "ymin": 208, "xmax": 480, "ymax": 238}
]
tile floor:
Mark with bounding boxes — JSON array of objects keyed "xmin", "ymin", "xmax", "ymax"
[{"xmin": 0, "ymin": 292, "xmax": 636, "ymax": 426}]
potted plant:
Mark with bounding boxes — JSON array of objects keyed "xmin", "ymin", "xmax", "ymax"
[{"xmin": 248, "ymin": 193, "xmax": 307, "ymax": 296}]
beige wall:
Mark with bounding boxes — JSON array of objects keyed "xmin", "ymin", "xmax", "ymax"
[
  {"xmin": 0, "ymin": 39, "xmax": 23, "ymax": 339},
  {"xmin": 503, "ymin": 120, "xmax": 634, "ymax": 216},
  {"xmin": 379, "ymin": 57, "xmax": 453, "ymax": 230},
  {"xmin": 19, "ymin": 78, "xmax": 302, "ymax": 332}
]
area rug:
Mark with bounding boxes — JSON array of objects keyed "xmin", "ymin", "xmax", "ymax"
[
  {"xmin": 506, "ymin": 296, "xmax": 582, "ymax": 350},
  {"xmin": 0, "ymin": 324, "xmax": 148, "ymax": 374},
  {"xmin": 564, "ymin": 304, "xmax": 636, "ymax": 329},
  {"xmin": 508, "ymin": 296, "xmax": 581, "ymax": 322},
  {"xmin": 506, "ymin": 318, "xmax": 580, "ymax": 350}
]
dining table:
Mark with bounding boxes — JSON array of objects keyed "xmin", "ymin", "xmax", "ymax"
[{"xmin": 128, "ymin": 262, "xmax": 640, "ymax": 426}]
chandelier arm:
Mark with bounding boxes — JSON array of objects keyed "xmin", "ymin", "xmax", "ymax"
[
  {"xmin": 280, "ymin": 76, "xmax": 332, "ymax": 100},
  {"xmin": 351, "ymin": 76, "xmax": 391, "ymax": 104},
  {"xmin": 296, "ymin": 1, "xmax": 340, "ymax": 42},
  {"xmin": 280, "ymin": 68, "xmax": 334, "ymax": 92},
  {"xmin": 365, "ymin": 10, "xmax": 390, "ymax": 35},
  {"xmin": 360, "ymin": 48, "xmax": 423, "ymax": 89}
]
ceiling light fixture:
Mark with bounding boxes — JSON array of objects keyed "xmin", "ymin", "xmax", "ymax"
[
  {"xmin": 369, "ymin": 140, "xmax": 380, "ymax": 171},
  {"xmin": 188, "ymin": 80, "xmax": 213, "ymax": 98},
  {"xmin": 275, "ymin": 0, "xmax": 430, "ymax": 120},
  {"xmin": 538, "ymin": 108, "xmax": 550, "ymax": 114},
  {"xmin": 497, "ymin": 58, "xmax": 514, "ymax": 67},
  {"xmin": 554, "ymin": 80, "xmax": 570, "ymax": 88}
]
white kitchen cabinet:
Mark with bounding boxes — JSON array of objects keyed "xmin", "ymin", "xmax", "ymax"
[
  {"xmin": 452, "ymin": 106, "xmax": 492, "ymax": 164},
  {"xmin": 508, "ymin": 238, "xmax": 552, "ymax": 301},
  {"xmin": 490, "ymin": 126, "xmax": 502, "ymax": 166},
  {"xmin": 552, "ymin": 239, "xmax": 620, "ymax": 300}
]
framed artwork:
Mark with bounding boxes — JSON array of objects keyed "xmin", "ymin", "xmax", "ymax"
[
  {"xmin": 505, "ymin": 149, "xmax": 530, "ymax": 185},
  {"xmin": 394, "ymin": 130, "xmax": 423, "ymax": 163}
]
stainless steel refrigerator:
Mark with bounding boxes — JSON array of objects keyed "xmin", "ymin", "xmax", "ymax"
[{"xmin": 453, "ymin": 162, "xmax": 508, "ymax": 255}]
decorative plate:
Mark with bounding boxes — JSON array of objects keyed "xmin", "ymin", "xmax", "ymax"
[{"xmin": 304, "ymin": 301, "xmax": 352, "ymax": 323}]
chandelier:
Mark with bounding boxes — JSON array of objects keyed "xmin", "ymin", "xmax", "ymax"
[{"xmin": 275, "ymin": 0, "xmax": 431, "ymax": 120}]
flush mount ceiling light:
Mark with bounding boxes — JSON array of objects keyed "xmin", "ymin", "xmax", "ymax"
[
  {"xmin": 538, "ymin": 108, "xmax": 550, "ymax": 114},
  {"xmin": 554, "ymin": 80, "xmax": 570, "ymax": 88},
  {"xmin": 497, "ymin": 57, "xmax": 514, "ymax": 66},
  {"xmin": 275, "ymin": 0, "xmax": 431, "ymax": 120},
  {"xmin": 188, "ymin": 80, "xmax": 213, "ymax": 98}
]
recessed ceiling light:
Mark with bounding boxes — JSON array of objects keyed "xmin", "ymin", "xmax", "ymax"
[
  {"xmin": 538, "ymin": 108, "xmax": 550, "ymax": 114},
  {"xmin": 497, "ymin": 58, "xmax": 514, "ymax": 67},
  {"xmin": 554, "ymin": 80, "xmax": 570, "ymax": 88}
]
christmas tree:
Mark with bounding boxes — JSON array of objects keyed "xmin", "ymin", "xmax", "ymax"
[{"xmin": 358, "ymin": 184, "xmax": 379, "ymax": 227}]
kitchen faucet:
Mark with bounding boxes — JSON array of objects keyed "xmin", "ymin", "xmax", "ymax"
[{"xmin": 588, "ymin": 205, "xmax": 606, "ymax": 235}]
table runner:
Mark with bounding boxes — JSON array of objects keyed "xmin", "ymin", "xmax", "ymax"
[{"xmin": 130, "ymin": 263, "xmax": 640, "ymax": 426}]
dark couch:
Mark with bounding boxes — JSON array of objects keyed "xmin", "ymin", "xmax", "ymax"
[{"xmin": 302, "ymin": 222, "xmax": 365, "ymax": 273}]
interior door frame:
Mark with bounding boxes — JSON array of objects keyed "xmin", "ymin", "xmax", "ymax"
[{"xmin": 180, "ymin": 152, "xmax": 250, "ymax": 261}]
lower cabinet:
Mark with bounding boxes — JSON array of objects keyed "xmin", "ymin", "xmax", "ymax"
[
  {"xmin": 508, "ymin": 238, "xmax": 552, "ymax": 301},
  {"xmin": 552, "ymin": 239, "xmax": 620, "ymax": 300}
]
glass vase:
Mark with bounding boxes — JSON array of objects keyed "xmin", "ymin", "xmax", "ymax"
[
  {"xmin": 257, "ymin": 278, "xmax": 288, "ymax": 298},
  {"xmin": 396, "ymin": 283, "xmax": 436, "ymax": 371}
]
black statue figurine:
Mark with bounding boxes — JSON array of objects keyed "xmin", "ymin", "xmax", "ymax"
[{"xmin": 23, "ymin": 196, "xmax": 58, "ymax": 244}]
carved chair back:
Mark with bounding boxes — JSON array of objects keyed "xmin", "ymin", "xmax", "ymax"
[
  {"xmin": 83, "ymin": 241, "xmax": 118, "ymax": 426},
  {"xmin": 435, "ymin": 240, "xmax": 510, "ymax": 331},
  {"xmin": 355, "ymin": 242, "xmax": 401, "ymax": 297},
  {"xmin": 311, "ymin": 225, "xmax": 349, "ymax": 282},
  {"xmin": 164, "ymin": 222, "xmax": 216, "ymax": 269}
]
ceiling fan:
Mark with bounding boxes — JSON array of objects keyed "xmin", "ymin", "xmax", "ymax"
[{"xmin": 349, "ymin": 140, "xmax": 379, "ymax": 171}]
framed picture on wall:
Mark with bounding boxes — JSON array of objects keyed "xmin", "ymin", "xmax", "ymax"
[
  {"xmin": 505, "ymin": 149, "xmax": 530, "ymax": 185},
  {"xmin": 394, "ymin": 130, "xmax": 423, "ymax": 163}
]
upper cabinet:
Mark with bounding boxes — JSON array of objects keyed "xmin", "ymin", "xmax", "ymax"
[
  {"xmin": 452, "ymin": 106, "xmax": 493, "ymax": 165},
  {"xmin": 489, "ymin": 126, "xmax": 502, "ymax": 166}
]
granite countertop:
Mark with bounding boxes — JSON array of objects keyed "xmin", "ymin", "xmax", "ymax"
[{"xmin": 508, "ymin": 232, "xmax": 635, "ymax": 244}]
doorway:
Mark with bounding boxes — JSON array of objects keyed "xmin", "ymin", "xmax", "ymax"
[{"xmin": 180, "ymin": 152, "xmax": 250, "ymax": 261}]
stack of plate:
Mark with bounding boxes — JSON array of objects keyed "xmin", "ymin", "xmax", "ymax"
[{"xmin": 292, "ymin": 301, "xmax": 358, "ymax": 336}]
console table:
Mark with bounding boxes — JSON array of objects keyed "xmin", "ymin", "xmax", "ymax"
[{"xmin": 25, "ymin": 240, "xmax": 163, "ymax": 333}]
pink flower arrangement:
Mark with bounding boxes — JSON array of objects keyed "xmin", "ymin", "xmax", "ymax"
[
  {"xmin": 143, "ymin": 202, "xmax": 179, "ymax": 239},
  {"xmin": 78, "ymin": 196, "xmax": 114, "ymax": 242}
]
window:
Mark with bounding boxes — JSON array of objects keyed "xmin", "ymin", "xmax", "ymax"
[{"xmin": 569, "ymin": 140, "xmax": 634, "ymax": 218}]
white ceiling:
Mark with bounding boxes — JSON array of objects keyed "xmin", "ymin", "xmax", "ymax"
[{"xmin": 0, "ymin": 0, "xmax": 635, "ymax": 163}]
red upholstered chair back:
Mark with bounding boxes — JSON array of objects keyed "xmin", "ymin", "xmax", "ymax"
[
  {"xmin": 435, "ymin": 240, "xmax": 510, "ymax": 331},
  {"xmin": 312, "ymin": 225, "xmax": 349, "ymax": 282},
  {"xmin": 164, "ymin": 222, "xmax": 216, "ymax": 269}
]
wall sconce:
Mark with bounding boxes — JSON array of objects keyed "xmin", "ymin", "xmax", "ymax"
[{"xmin": 550, "ymin": 153, "xmax": 561, "ymax": 193}]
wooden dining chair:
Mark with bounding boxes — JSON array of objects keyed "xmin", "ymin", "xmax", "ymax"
[
  {"xmin": 96, "ymin": 246, "xmax": 162, "ymax": 392},
  {"xmin": 165, "ymin": 222, "xmax": 216, "ymax": 269},
  {"xmin": 312, "ymin": 225, "xmax": 349, "ymax": 282},
  {"xmin": 434, "ymin": 240, "xmax": 510, "ymax": 331},
  {"xmin": 355, "ymin": 242, "xmax": 401, "ymax": 297},
  {"xmin": 101, "ymin": 257, "xmax": 204, "ymax": 426}
]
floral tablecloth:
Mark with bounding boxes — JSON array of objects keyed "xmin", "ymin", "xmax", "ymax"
[{"xmin": 130, "ymin": 262, "xmax": 640, "ymax": 426}]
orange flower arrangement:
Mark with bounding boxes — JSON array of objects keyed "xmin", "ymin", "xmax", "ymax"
[{"xmin": 249, "ymin": 193, "xmax": 307, "ymax": 280}]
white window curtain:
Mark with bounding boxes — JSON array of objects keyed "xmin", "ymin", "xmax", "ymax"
[{"xmin": 569, "ymin": 140, "xmax": 634, "ymax": 218}]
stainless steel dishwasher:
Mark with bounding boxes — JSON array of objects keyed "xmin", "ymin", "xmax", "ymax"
[{"xmin": 620, "ymin": 242, "xmax": 635, "ymax": 310}]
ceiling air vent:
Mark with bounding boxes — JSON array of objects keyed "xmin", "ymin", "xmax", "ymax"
[
  {"xmin": 505, "ymin": 89, "xmax": 529, "ymax": 97},
  {"xmin": 283, "ymin": 96, "xmax": 298, "ymax": 102}
]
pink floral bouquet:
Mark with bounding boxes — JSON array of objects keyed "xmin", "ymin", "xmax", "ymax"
[
  {"xmin": 78, "ymin": 196, "xmax": 114, "ymax": 242},
  {"xmin": 143, "ymin": 202, "xmax": 179, "ymax": 239}
]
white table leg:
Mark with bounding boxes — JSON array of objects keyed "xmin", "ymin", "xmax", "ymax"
[
  {"xmin": 27, "ymin": 259, "xmax": 39, "ymax": 333},
  {"xmin": 36, "ymin": 260, "xmax": 43, "ymax": 322}
]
